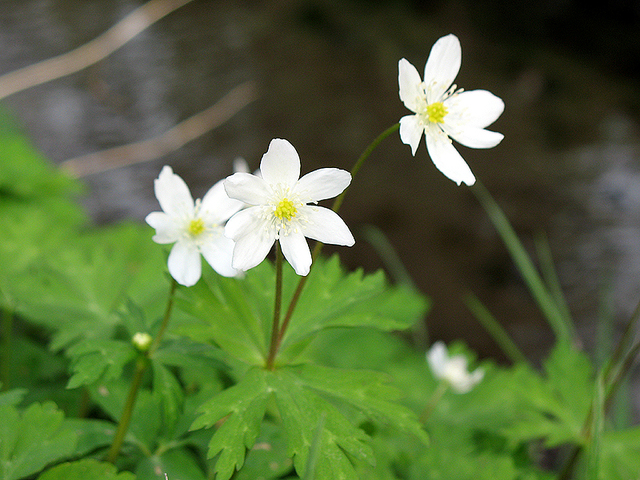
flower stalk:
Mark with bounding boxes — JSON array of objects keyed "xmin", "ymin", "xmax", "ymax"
[
  {"xmin": 419, "ymin": 381, "xmax": 448, "ymax": 423},
  {"xmin": 266, "ymin": 242, "xmax": 284, "ymax": 370},
  {"xmin": 106, "ymin": 277, "xmax": 178, "ymax": 463}
]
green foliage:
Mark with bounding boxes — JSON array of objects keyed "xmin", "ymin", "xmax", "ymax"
[
  {"xmin": 0, "ymin": 402, "xmax": 77, "ymax": 480},
  {"xmin": 37, "ymin": 459, "xmax": 136, "ymax": 480},
  {"xmin": 191, "ymin": 362, "xmax": 427, "ymax": 480},
  {"xmin": 502, "ymin": 343, "xmax": 593, "ymax": 447},
  {"xmin": 176, "ymin": 255, "xmax": 429, "ymax": 366},
  {"xmin": 15, "ymin": 222, "xmax": 169, "ymax": 351}
]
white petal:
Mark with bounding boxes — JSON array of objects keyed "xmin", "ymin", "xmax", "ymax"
[
  {"xmin": 447, "ymin": 89, "xmax": 505, "ymax": 128},
  {"xmin": 296, "ymin": 168, "xmax": 351, "ymax": 202},
  {"xmin": 280, "ymin": 233, "xmax": 312, "ymax": 276},
  {"xmin": 260, "ymin": 138, "xmax": 301, "ymax": 187},
  {"xmin": 447, "ymin": 125, "xmax": 504, "ymax": 149},
  {"xmin": 168, "ymin": 241, "xmax": 202, "ymax": 287},
  {"xmin": 154, "ymin": 165, "xmax": 195, "ymax": 218},
  {"xmin": 426, "ymin": 341, "xmax": 448, "ymax": 378},
  {"xmin": 231, "ymin": 227, "xmax": 276, "ymax": 272},
  {"xmin": 399, "ymin": 114, "xmax": 424, "ymax": 156},
  {"xmin": 200, "ymin": 178, "xmax": 244, "ymax": 223},
  {"xmin": 145, "ymin": 211, "xmax": 181, "ymax": 244},
  {"xmin": 300, "ymin": 206, "xmax": 355, "ymax": 246},
  {"xmin": 224, "ymin": 172, "xmax": 271, "ymax": 205},
  {"xmin": 425, "ymin": 128, "xmax": 476, "ymax": 186},
  {"xmin": 398, "ymin": 58, "xmax": 424, "ymax": 112},
  {"xmin": 224, "ymin": 207, "xmax": 264, "ymax": 241},
  {"xmin": 423, "ymin": 34, "xmax": 461, "ymax": 100},
  {"xmin": 200, "ymin": 234, "xmax": 239, "ymax": 277}
]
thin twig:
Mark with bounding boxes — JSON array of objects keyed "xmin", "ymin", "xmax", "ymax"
[
  {"xmin": 61, "ymin": 81, "xmax": 258, "ymax": 177},
  {"xmin": 0, "ymin": 0, "xmax": 195, "ymax": 100}
]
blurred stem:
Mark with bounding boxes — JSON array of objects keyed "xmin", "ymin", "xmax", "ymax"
[
  {"xmin": 604, "ymin": 297, "xmax": 640, "ymax": 381},
  {"xmin": 106, "ymin": 278, "xmax": 178, "ymax": 463},
  {"xmin": 362, "ymin": 224, "xmax": 426, "ymax": 345},
  {"xmin": 0, "ymin": 306, "xmax": 13, "ymax": 391},
  {"xmin": 464, "ymin": 293, "xmax": 529, "ymax": 365},
  {"xmin": 266, "ymin": 242, "xmax": 283, "ymax": 370},
  {"xmin": 270, "ymin": 123, "xmax": 400, "ymax": 366},
  {"xmin": 332, "ymin": 123, "xmax": 399, "ymax": 214},
  {"xmin": 419, "ymin": 381, "xmax": 448, "ymax": 423},
  {"xmin": 534, "ymin": 232, "xmax": 573, "ymax": 328},
  {"xmin": 471, "ymin": 180, "xmax": 576, "ymax": 345}
]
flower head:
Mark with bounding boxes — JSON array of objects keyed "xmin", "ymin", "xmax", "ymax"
[
  {"xmin": 224, "ymin": 138, "xmax": 355, "ymax": 276},
  {"xmin": 145, "ymin": 166, "xmax": 244, "ymax": 286},
  {"xmin": 427, "ymin": 341, "xmax": 484, "ymax": 393},
  {"xmin": 398, "ymin": 34, "xmax": 505, "ymax": 186}
]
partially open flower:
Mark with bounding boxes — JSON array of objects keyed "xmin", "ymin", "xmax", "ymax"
[
  {"xmin": 224, "ymin": 138, "xmax": 355, "ymax": 276},
  {"xmin": 427, "ymin": 341, "xmax": 484, "ymax": 393},
  {"xmin": 146, "ymin": 166, "xmax": 244, "ymax": 286},
  {"xmin": 398, "ymin": 34, "xmax": 505, "ymax": 186}
]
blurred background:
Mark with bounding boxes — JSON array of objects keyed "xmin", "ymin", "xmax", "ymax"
[{"xmin": 1, "ymin": 0, "xmax": 640, "ymax": 372}]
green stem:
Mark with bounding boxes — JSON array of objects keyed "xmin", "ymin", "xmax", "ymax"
[
  {"xmin": 105, "ymin": 356, "xmax": 147, "ymax": 463},
  {"xmin": 464, "ymin": 293, "xmax": 529, "ymax": 365},
  {"xmin": 266, "ymin": 242, "xmax": 284, "ymax": 370},
  {"xmin": 105, "ymin": 278, "xmax": 178, "ymax": 463},
  {"xmin": 603, "ymin": 297, "xmax": 640, "ymax": 381},
  {"xmin": 0, "ymin": 306, "xmax": 13, "ymax": 391},
  {"xmin": 419, "ymin": 381, "xmax": 448, "ymax": 423},
  {"xmin": 471, "ymin": 180, "xmax": 576, "ymax": 345},
  {"xmin": 269, "ymin": 123, "xmax": 400, "ymax": 366},
  {"xmin": 331, "ymin": 123, "xmax": 399, "ymax": 214}
]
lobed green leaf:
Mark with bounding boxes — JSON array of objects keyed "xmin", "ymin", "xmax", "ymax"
[{"xmin": 0, "ymin": 402, "xmax": 77, "ymax": 480}]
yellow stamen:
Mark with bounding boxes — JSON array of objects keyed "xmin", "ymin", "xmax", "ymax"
[
  {"xmin": 275, "ymin": 198, "xmax": 297, "ymax": 221},
  {"xmin": 188, "ymin": 218, "xmax": 205, "ymax": 236},
  {"xmin": 427, "ymin": 102, "xmax": 448, "ymax": 123}
]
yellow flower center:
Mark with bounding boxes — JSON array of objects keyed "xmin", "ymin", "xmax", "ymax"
[
  {"xmin": 188, "ymin": 218, "xmax": 205, "ymax": 236},
  {"xmin": 275, "ymin": 198, "xmax": 297, "ymax": 221},
  {"xmin": 427, "ymin": 102, "xmax": 448, "ymax": 123}
]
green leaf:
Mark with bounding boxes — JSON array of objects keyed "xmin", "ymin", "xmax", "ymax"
[
  {"xmin": 175, "ymin": 265, "xmax": 272, "ymax": 365},
  {"xmin": 176, "ymin": 255, "xmax": 428, "ymax": 366},
  {"xmin": 135, "ymin": 448, "xmax": 206, "ymax": 480},
  {"xmin": 0, "ymin": 402, "xmax": 77, "ymax": 480},
  {"xmin": 0, "ymin": 108, "xmax": 81, "ymax": 200},
  {"xmin": 270, "ymin": 368, "xmax": 374, "ymax": 480},
  {"xmin": 289, "ymin": 363, "xmax": 428, "ymax": 444},
  {"xmin": 16, "ymin": 222, "xmax": 169, "ymax": 351},
  {"xmin": 235, "ymin": 422, "xmax": 293, "ymax": 480},
  {"xmin": 151, "ymin": 361, "xmax": 185, "ymax": 433},
  {"xmin": 502, "ymin": 344, "xmax": 593, "ymax": 447},
  {"xmin": 0, "ymin": 388, "xmax": 26, "ymax": 407},
  {"xmin": 66, "ymin": 339, "xmax": 137, "ymax": 389},
  {"xmin": 193, "ymin": 363, "xmax": 427, "ymax": 480},
  {"xmin": 281, "ymin": 256, "xmax": 429, "ymax": 355},
  {"xmin": 600, "ymin": 426, "xmax": 640, "ymax": 479},
  {"xmin": 63, "ymin": 419, "xmax": 116, "ymax": 457},
  {"xmin": 191, "ymin": 368, "xmax": 271, "ymax": 480},
  {"xmin": 37, "ymin": 459, "xmax": 135, "ymax": 480}
]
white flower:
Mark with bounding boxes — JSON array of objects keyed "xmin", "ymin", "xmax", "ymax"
[
  {"xmin": 145, "ymin": 166, "xmax": 244, "ymax": 286},
  {"xmin": 224, "ymin": 138, "xmax": 355, "ymax": 276},
  {"xmin": 398, "ymin": 33, "xmax": 505, "ymax": 186},
  {"xmin": 427, "ymin": 341, "xmax": 484, "ymax": 393}
]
